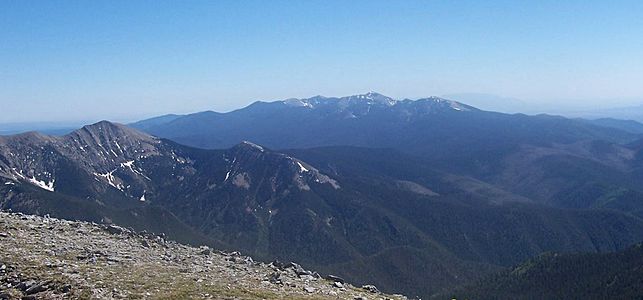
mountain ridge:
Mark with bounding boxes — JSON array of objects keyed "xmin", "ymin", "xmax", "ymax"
[{"xmin": 3, "ymin": 117, "xmax": 643, "ymax": 298}]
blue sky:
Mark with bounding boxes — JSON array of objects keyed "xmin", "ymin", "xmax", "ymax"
[{"xmin": 2, "ymin": 0, "xmax": 643, "ymax": 123}]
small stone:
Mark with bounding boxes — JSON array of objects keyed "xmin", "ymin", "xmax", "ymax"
[
  {"xmin": 25, "ymin": 282, "xmax": 48, "ymax": 294},
  {"xmin": 362, "ymin": 284, "xmax": 380, "ymax": 293},
  {"xmin": 18, "ymin": 280, "xmax": 36, "ymax": 291},
  {"xmin": 326, "ymin": 274, "xmax": 345, "ymax": 283},
  {"xmin": 299, "ymin": 274, "xmax": 315, "ymax": 281},
  {"xmin": 271, "ymin": 260, "xmax": 285, "ymax": 269},
  {"xmin": 199, "ymin": 246, "xmax": 211, "ymax": 255},
  {"xmin": 333, "ymin": 281, "xmax": 344, "ymax": 288},
  {"xmin": 289, "ymin": 262, "xmax": 312, "ymax": 276},
  {"xmin": 268, "ymin": 272, "xmax": 282, "ymax": 285},
  {"xmin": 105, "ymin": 225, "xmax": 125, "ymax": 235},
  {"xmin": 303, "ymin": 286, "xmax": 316, "ymax": 293}
]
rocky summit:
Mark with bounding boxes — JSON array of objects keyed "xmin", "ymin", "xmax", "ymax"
[{"xmin": 0, "ymin": 212, "xmax": 405, "ymax": 300}]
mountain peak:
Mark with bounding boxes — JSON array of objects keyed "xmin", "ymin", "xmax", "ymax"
[
  {"xmin": 414, "ymin": 96, "xmax": 477, "ymax": 112},
  {"xmin": 233, "ymin": 140, "xmax": 266, "ymax": 152},
  {"xmin": 80, "ymin": 120, "xmax": 132, "ymax": 133},
  {"xmin": 72, "ymin": 121, "xmax": 156, "ymax": 142},
  {"xmin": 0, "ymin": 130, "xmax": 55, "ymax": 143},
  {"xmin": 346, "ymin": 92, "xmax": 397, "ymax": 106}
]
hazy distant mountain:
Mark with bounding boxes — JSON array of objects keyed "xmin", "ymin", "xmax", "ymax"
[
  {"xmin": 0, "ymin": 121, "xmax": 84, "ymax": 136},
  {"xmin": 562, "ymin": 104, "xmax": 643, "ymax": 123},
  {"xmin": 441, "ymin": 93, "xmax": 528, "ymax": 113},
  {"xmin": 131, "ymin": 93, "xmax": 642, "ymax": 200},
  {"xmin": 131, "ymin": 92, "xmax": 635, "ymax": 164},
  {"xmin": 3, "ymin": 121, "xmax": 643, "ymax": 298},
  {"xmin": 579, "ymin": 118, "xmax": 643, "ymax": 134},
  {"xmin": 129, "ymin": 114, "xmax": 183, "ymax": 131},
  {"xmin": 129, "ymin": 93, "xmax": 643, "ymax": 214}
]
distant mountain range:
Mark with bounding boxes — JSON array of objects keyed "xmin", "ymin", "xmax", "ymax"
[
  {"xmin": 2, "ymin": 92, "xmax": 643, "ymax": 298},
  {"xmin": 580, "ymin": 117, "xmax": 643, "ymax": 134},
  {"xmin": 565, "ymin": 104, "xmax": 643, "ymax": 123}
]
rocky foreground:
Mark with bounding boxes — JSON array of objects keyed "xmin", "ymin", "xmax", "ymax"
[{"xmin": 0, "ymin": 212, "xmax": 407, "ymax": 300}]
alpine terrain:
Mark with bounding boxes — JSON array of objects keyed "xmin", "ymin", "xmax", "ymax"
[{"xmin": 2, "ymin": 93, "xmax": 643, "ymax": 298}]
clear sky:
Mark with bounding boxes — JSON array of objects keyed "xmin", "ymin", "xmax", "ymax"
[{"xmin": 2, "ymin": 0, "xmax": 643, "ymax": 123}]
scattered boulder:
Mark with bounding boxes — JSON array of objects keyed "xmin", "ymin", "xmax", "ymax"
[
  {"xmin": 0, "ymin": 212, "xmax": 408, "ymax": 300},
  {"xmin": 199, "ymin": 246, "xmax": 211, "ymax": 255},
  {"xmin": 299, "ymin": 274, "xmax": 315, "ymax": 281},
  {"xmin": 105, "ymin": 225, "xmax": 126, "ymax": 235},
  {"xmin": 288, "ymin": 262, "xmax": 313, "ymax": 276},
  {"xmin": 268, "ymin": 272, "xmax": 282, "ymax": 285},
  {"xmin": 327, "ymin": 274, "xmax": 345, "ymax": 283},
  {"xmin": 362, "ymin": 284, "xmax": 380, "ymax": 293},
  {"xmin": 25, "ymin": 281, "xmax": 48, "ymax": 294}
]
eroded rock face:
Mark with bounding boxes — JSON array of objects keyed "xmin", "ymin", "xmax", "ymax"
[
  {"xmin": 0, "ymin": 121, "xmax": 339, "ymax": 203},
  {"xmin": 0, "ymin": 122, "xmax": 345, "ymax": 265},
  {"xmin": 0, "ymin": 212, "xmax": 403, "ymax": 300}
]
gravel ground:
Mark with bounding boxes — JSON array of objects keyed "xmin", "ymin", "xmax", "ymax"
[{"xmin": 0, "ymin": 212, "xmax": 407, "ymax": 300}]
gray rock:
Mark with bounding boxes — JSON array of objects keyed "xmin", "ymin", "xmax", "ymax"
[
  {"xmin": 25, "ymin": 281, "xmax": 48, "ymax": 294},
  {"xmin": 289, "ymin": 262, "xmax": 312, "ymax": 276},
  {"xmin": 105, "ymin": 225, "xmax": 125, "ymax": 235},
  {"xmin": 299, "ymin": 274, "xmax": 315, "ymax": 281},
  {"xmin": 17, "ymin": 280, "xmax": 36, "ymax": 291},
  {"xmin": 199, "ymin": 246, "xmax": 211, "ymax": 255},
  {"xmin": 333, "ymin": 281, "xmax": 344, "ymax": 288},
  {"xmin": 327, "ymin": 274, "xmax": 345, "ymax": 283},
  {"xmin": 362, "ymin": 284, "xmax": 380, "ymax": 293},
  {"xmin": 303, "ymin": 286, "xmax": 316, "ymax": 293},
  {"xmin": 268, "ymin": 272, "xmax": 282, "ymax": 285},
  {"xmin": 271, "ymin": 260, "xmax": 286, "ymax": 269}
]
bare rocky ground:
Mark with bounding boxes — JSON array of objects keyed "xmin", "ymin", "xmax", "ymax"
[{"xmin": 0, "ymin": 212, "xmax": 408, "ymax": 300}]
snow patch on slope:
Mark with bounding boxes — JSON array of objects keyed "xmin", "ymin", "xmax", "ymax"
[
  {"xmin": 27, "ymin": 176, "xmax": 55, "ymax": 192},
  {"xmin": 296, "ymin": 161, "xmax": 309, "ymax": 173}
]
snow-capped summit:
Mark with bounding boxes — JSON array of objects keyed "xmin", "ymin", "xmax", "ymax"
[
  {"xmin": 413, "ymin": 96, "xmax": 475, "ymax": 112},
  {"xmin": 346, "ymin": 92, "xmax": 397, "ymax": 106},
  {"xmin": 282, "ymin": 98, "xmax": 314, "ymax": 108},
  {"xmin": 279, "ymin": 92, "xmax": 475, "ymax": 115},
  {"xmin": 282, "ymin": 92, "xmax": 397, "ymax": 108}
]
